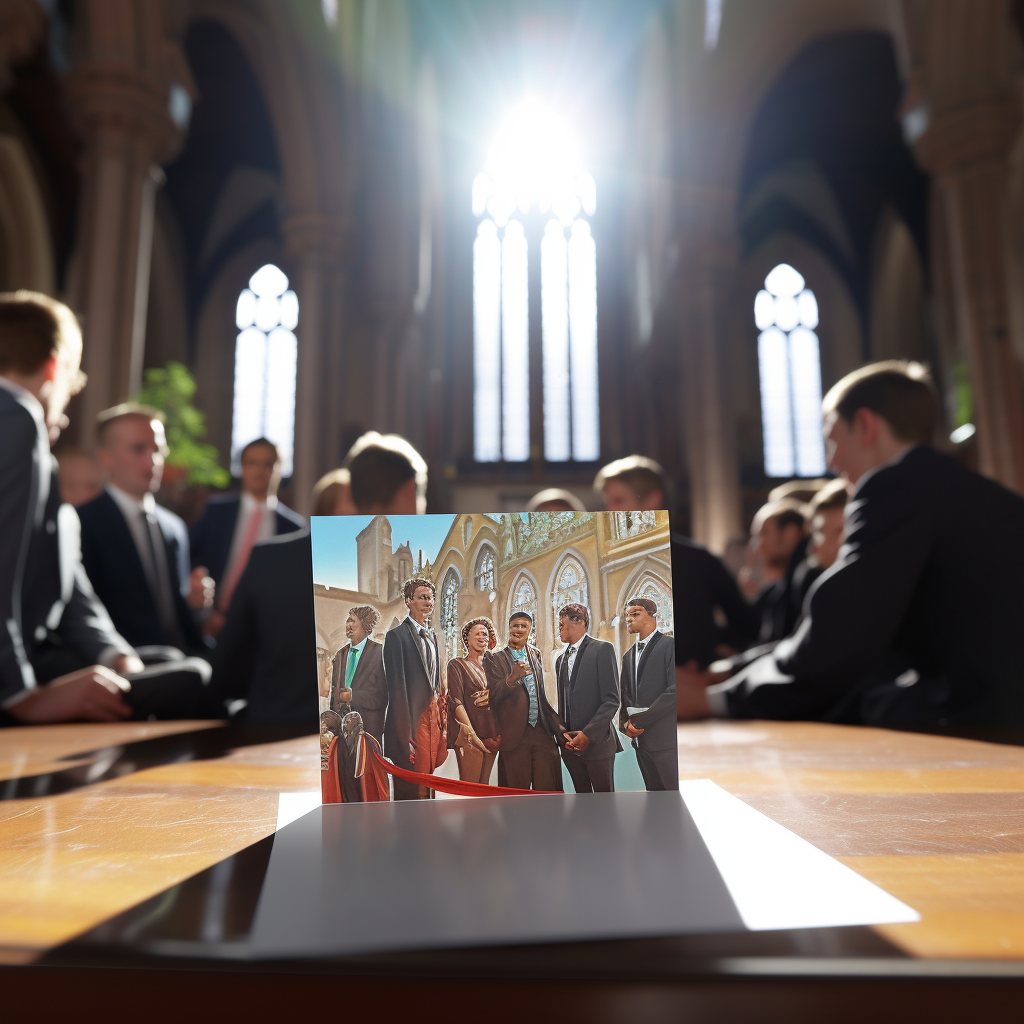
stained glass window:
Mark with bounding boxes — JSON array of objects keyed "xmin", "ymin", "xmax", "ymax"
[
  {"xmin": 475, "ymin": 547, "xmax": 496, "ymax": 592},
  {"xmin": 441, "ymin": 569, "xmax": 460, "ymax": 663},
  {"xmin": 231, "ymin": 264, "xmax": 298, "ymax": 476},
  {"xmin": 509, "ymin": 575, "xmax": 538, "ymax": 638},
  {"xmin": 551, "ymin": 557, "xmax": 589, "ymax": 637},
  {"xmin": 755, "ymin": 263, "xmax": 825, "ymax": 478}
]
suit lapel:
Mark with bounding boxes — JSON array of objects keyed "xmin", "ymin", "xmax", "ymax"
[
  {"xmin": 106, "ymin": 494, "xmax": 156, "ymax": 600},
  {"xmin": 351, "ymin": 639, "xmax": 377, "ymax": 688},
  {"xmin": 568, "ymin": 634, "xmax": 590, "ymax": 691},
  {"xmin": 404, "ymin": 616, "xmax": 433, "ymax": 685}
]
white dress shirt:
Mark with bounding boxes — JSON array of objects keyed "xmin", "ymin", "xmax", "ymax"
[{"xmin": 222, "ymin": 492, "xmax": 277, "ymax": 583}]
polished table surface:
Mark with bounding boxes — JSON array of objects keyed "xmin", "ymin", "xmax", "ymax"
[{"xmin": 2, "ymin": 719, "xmax": 1023, "ymax": 972}]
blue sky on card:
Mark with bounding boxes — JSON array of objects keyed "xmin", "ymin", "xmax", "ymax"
[{"xmin": 311, "ymin": 515, "xmax": 461, "ymax": 590}]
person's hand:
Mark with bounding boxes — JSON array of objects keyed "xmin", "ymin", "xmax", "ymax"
[
  {"xmin": 203, "ymin": 609, "xmax": 226, "ymax": 639},
  {"xmin": 188, "ymin": 567, "xmax": 215, "ymax": 611},
  {"xmin": 9, "ymin": 666, "xmax": 132, "ymax": 723},
  {"xmin": 676, "ymin": 660, "xmax": 713, "ymax": 720},
  {"xmin": 483, "ymin": 735, "xmax": 501, "ymax": 753},
  {"xmin": 111, "ymin": 653, "xmax": 145, "ymax": 676},
  {"xmin": 472, "ymin": 689, "xmax": 490, "ymax": 708},
  {"xmin": 467, "ymin": 729, "xmax": 490, "ymax": 755},
  {"xmin": 564, "ymin": 730, "xmax": 589, "ymax": 752},
  {"xmin": 337, "ymin": 687, "xmax": 353, "ymax": 705},
  {"xmin": 623, "ymin": 720, "xmax": 644, "ymax": 738},
  {"xmin": 508, "ymin": 660, "xmax": 530, "ymax": 683}
]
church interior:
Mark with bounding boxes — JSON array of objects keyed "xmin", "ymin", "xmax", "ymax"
[
  {"xmin": 4, "ymin": 0, "xmax": 1021, "ymax": 546},
  {"xmin": 5, "ymin": 1, "xmax": 1024, "ymax": 1009}
]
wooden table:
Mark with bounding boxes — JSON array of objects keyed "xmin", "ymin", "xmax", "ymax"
[{"xmin": 2, "ymin": 720, "xmax": 1023, "ymax": 1016}]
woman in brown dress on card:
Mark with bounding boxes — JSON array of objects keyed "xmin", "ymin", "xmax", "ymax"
[{"xmin": 447, "ymin": 616, "xmax": 501, "ymax": 784}]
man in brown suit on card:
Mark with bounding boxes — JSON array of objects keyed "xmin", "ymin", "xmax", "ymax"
[
  {"xmin": 330, "ymin": 605, "xmax": 387, "ymax": 746},
  {"xmin": 484, "ymin": 611, "xmax": 567, "ymax": 791}
]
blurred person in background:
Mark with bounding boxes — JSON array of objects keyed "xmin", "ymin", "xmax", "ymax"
[
  {"xmin": 78, "ymin": 405, "xmax": 212, "ymax": 657},
  {"xmin": 750, "ymin": 499, "xmax": 811, "ymax": 643},
  {"xmin": 526, "ymin": 488, "xmax": 586, "ymax": 513},
  {"xmin": 56, "ymin": 447, "xmax": 103, "ymax": 508},
  {"xmin": 595, "ymin": 454, "xmax": 758, "ymax": 669},
  {"xmin": 679, "ymin": 361, "xmax": 1024, "ymax": 727},
  {"xmin": 310, "ymin": 467, "xmax": 356, "ymax": 516},
  {"xmin": 345, "ymin": 431, "xmax": 427, "ymax": 515},
  {"xmin": 0, "ymin": 292, "xmax": 210, "ymax": 723},
  {"xmin": 189, "ymin": 437, "xmax": 304, "ymax": 638},
  {"xmin": 211, "ymin": 435, "xmax": 429, "ymax": 724},
  {"xmin": 806, "ymin": 477, "xmax": 849, "ymax": 571}
]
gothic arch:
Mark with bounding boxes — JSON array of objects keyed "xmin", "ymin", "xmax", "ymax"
[
  {"xmin": 614, "ymin": 556, "xmax": 674, "ymax": 654},
  {"xmin": 504, "ymin": 567, "xmax": 541, "ymax": 627},
  {"xmin": 187, "ymin": 0, "xmax": 350, "ymax": 221},
  {"xmin": 547, "ymin": 548, "xmax": 592, "ymax": 635},
  {"xmin": 471, "ymin": 539, "xmax": 498, "ymax": 591}
]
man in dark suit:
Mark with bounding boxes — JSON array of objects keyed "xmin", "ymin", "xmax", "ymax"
[
  {"xmin": 618, "ymin": 598, "xmax": 677, "ymax": 791},
  {"xmin": 0, "ymin": 292, "xmax": 136, "ymax": 722},
  {"xmin": 555, "ymin": 603, "xmax": 621, "ymax": 793},
  {"xmin": 330, "ymin": 604, "xmax": 387, "ymax": 744},
  {"xmin": 484, "ymin": 611, "xmax": 566, "ymax": 791},
  {"xmin": 595, "ymin": 454, "xmax": 760, "ymax": 667},
  {"xmin": 210, "ymin": 435, "xmax": 429, "ymax": 729},
  {"xmin": 382, "ymin": 576, "xmax": 446, "ymax": 800},
  {"xmin": 209, "ymin": 528, "xmax": 318, "ymax": 725},
  {"xmin": 679, "ymin": 361, "xmax": 1024, "ymax": 727},
  {"xmin": 78, "ymin": 405, "xmax": 208, "ymax": 656},
  {"xmin": 189, "ymin": 437, "xmax": 304, "ymax": 638},
  {"xmin": 750, "ymin": 500, "xmax": 817, "ymax": 644}
]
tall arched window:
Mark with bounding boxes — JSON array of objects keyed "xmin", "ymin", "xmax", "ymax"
[
  {"xmin": 551, "ymin": 556, "xmax": 590, "ymax": 637},
  {"xmin": 440, "ymin": 569, "xmax": 460, "ymax": 663},
  {"xmin": 509, "ymin": 574, "xmax": 538, "ymax": 637},
  {"xmin": 232, "ymin": 264, "xmax": 298, "ymax": 476},
  {"xmin": 755, "ymin": 263, "xmax": 826, "ymax": 478},
  {"xmin": 474, "ymin": 547, "xmax": 495, "ymax": 593},
  {"xmin": 473, "ymin": 102, "xmax": 599, "ymax": 464}
]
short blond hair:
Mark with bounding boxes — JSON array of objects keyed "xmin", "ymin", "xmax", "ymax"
[
  {"xmin": 96, "ymin": 403, "xmax": 165, "ymax": 448},
  {"xmin": 311, "ymin": 467, "xmax": 350, "ymax": 517},
  {"xmin": 593, "ymin": 455, "xmax": 668, "ymax": 503}
]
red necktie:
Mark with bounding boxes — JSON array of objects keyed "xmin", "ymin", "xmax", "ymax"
[{"xmin": 219, "ymin": 506, "xmax": 263, "ymax": 611}]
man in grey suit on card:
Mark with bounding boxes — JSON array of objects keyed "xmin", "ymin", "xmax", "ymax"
[
  {"xmin": 555, "ymin": 602, "xmax": 622, "ymax": 793},
  {"xmin": 618, "ymin": 597, "xmax": 677, "ymax": 791},
  {"xmin": 330, "ymin": 604, "xmax": 387, "ymax": 745}
]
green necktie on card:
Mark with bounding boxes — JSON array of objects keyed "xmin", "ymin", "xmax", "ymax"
[{"xmin": 345, "ymin": 647, "xmax": 360, "ymax": 688}]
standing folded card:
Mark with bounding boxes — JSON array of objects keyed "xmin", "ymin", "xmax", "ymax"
[{"xmin": 310, "ymin": 511, "xmax": 677, "ymax": 800}]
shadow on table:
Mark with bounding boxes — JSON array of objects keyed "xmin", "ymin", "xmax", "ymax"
[{"xmin": 0, "ymin": 724, "xmax": 316, "ymax": 801}]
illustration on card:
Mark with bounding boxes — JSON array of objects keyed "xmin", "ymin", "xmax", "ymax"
[{"xmin": 311, "ymin": 511, "xmax": 677, "ymax": 802}]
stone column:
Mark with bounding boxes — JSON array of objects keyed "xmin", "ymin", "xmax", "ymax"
[
  {"xmin": 64, "ymin": 3, "xmax": 182, "ymax": 443},
  {"xmin": 675, "ymin": 233, "xmax": 744, "ymax": 553},
  {"xmin": 283, "ymin": 212, "xmax": 350, "ymax": 514},
  {"xmin": 896, "ymin": 0, "xmax": 1024, "ymax": 492}
]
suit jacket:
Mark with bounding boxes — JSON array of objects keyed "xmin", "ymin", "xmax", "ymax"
[
  {"xmin": 78, "ymin": 489, "xmax": 204, "ymax": 653},
  {"xmin": 0, "ymin": 386, "xmax": 131, "ymax": 703},
  {"xmin": 189, "ymin": 493, "xmax": 304, "ymax": 588},
  {"xmin": 756, "ymin": 535, "xmax": 822, "ymax": 644},
  {"xmin": 617, "ymin": 631, "xmax": 677, "ymax": 752},
  {"xmin": 716, "ymin": 446, "xmax": 1024, "ymax": 726},
  {"xmin": 555, "ymin": 635, "xmax": 622, "ymax": 761},
  {"xmin": 671, "ymin": 535, "xmax": 759, "ymax": 667},
  {"xmin": 209, "ymin": 529, "xmax": 318, "ymax": 725},
  {"xmin": 484, "ymin": 644, "xmax": 565, "ymax": 751},
  {"xmin": 330, "ymin": 638, "xmax": 387, "ymax": 742},
  {"xmin": 382, "ymin": 616, "xmax": 440, "ymax": 769}
]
